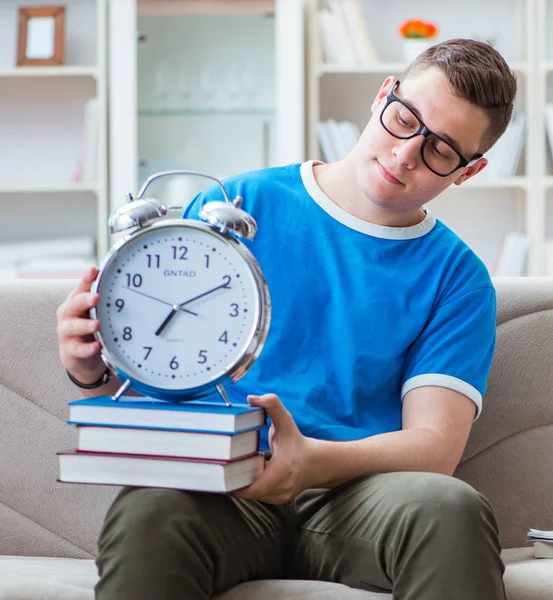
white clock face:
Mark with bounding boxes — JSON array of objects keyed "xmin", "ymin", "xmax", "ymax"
[{"xmin": 95, "ymin": 222, "xmax": 263, "ymax": 391}]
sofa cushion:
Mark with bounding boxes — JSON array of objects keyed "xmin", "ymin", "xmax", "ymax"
[{"xmin": 0, "ymin": 548, "xmax": 550, "ymax": 600}]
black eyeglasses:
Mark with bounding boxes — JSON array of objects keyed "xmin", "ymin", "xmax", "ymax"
[{"xmin": 379, "ymin": 81, "xmax": 482, "ymax": 177}]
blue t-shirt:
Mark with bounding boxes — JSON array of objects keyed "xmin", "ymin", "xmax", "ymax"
[{"xmin": 184, "ymin": 161, "xmax": 496, "ymax": 451}]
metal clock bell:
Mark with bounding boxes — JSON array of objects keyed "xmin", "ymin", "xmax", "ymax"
[{"xmin": 90, "ymin": 170, "xmax": 271, "ymax": 406}]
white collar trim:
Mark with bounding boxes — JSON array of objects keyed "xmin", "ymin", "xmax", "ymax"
[{"xmin": 300, "ymin": 160, "xmax": 436, "ymax": 240}]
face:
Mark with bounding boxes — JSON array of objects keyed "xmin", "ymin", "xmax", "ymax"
[{"xmin": 351, "ymin": 68, "xmax": 489, "ymax": 221}]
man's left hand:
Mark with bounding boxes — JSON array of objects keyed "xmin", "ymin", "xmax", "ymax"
[{"xmin": 232, "ymin": 393, "xmax": 314, "ymax": 504}]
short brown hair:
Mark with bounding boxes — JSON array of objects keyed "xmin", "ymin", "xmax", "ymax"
[{"xmin": 403, "ymin": 38, "xmax": 517, "ymax": 153}]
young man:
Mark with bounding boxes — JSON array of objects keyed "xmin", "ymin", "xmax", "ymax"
[{"xmin": 57, "ymin": 39, "xmax": 516, "ymax": 599}]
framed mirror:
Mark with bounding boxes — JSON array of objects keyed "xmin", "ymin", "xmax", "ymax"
[{"xmin": 17, "ymin": 5, "xmax": 66, "ymax": 66}]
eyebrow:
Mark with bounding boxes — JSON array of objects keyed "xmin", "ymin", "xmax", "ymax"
[{"xmin": 398, "ymin": 94, "xmax": 466, "ymax": 156}]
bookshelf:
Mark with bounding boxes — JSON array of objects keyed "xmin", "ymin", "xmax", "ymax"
[
  {"xmin": 108, "ymin": 0, "xmax": 304, "ymax": 219},
  {"xmin": 306, "ymin": 0, "xmax": 552, "ymax": 276},
  {"xmin": 0, "ymin": 0, "xmax": 109, "ymax": 270}
]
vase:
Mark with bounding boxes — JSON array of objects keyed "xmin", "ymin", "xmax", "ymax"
[{"xmin": 402, "ymin": 38, "xmax": 433, "ymax": 63}]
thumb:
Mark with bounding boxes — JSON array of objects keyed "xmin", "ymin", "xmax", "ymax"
[{"xmin": 247, "ymin": 393, "xmax": 294, "ymax": 432}]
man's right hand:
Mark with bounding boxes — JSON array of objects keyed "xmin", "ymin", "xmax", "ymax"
[{"xmin": 56, "ymin": 266, "xmax": 106, "ymax": 387}]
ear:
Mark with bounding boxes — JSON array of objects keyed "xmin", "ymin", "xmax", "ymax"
[
  {"xmin": 371, "ymin": 76, "xmax": 397, "ymax": 114},
  {"xmin": 452, "ymin": 157, "xmax": 488, "ymax": 186}
]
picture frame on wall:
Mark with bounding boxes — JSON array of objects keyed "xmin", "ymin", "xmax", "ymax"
[{"xmin": 17, "ymin": 5, "xmax": 66, "ymax": 66}]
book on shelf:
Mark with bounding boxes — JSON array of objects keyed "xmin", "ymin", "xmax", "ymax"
[
  {"xmin": 494, "ymin": 231, "xmax": 528, "ymax": 277},
  {"xmin": 317, "ymin": 119, "xmax": 360, "ymax": 162},
  {"xmin": 0, "ymin": 236, "xmax": 95, "ymax": 268},
  {"xmin": 544, "ymin": 239, "xmax": 553, "ymax": 277},
  {"xmin": 68, "ymin": 396, "xmax": 266, "ymax": 434},
  {"xmin": 76, "ymin": 424, "xmax": 261, "ymax": 461},
  {"xmin": 526, "ymin": 529, "xmax": 553, "ymax": 559},
  {"xmin": 58, "ymin": 450, "xmax": 265, "ymax": 493},
  {"xmin": 72, "ymin": 97, "xmax": 98, "ymax": 183},
  {"xmin": 545, "ymin": 103, "xmax": 553, "ymax": 162},
  {"xmin": 318, "ymin": 1, "xmax": 376, "ymax": 66},
  {"xmin": 16, "ymin": 257, "xmax": 96, "ymax": 280},
  {"xmin": 476, "ymin": 111, "xmax": 525, "ymax": 181},
  {"xmin": 338, "ymin": 0, "xmax": 377, "ymax": 63},
  {"xmin": 0, "ymin": 236, "xmax": 96, "ymax": 280}
]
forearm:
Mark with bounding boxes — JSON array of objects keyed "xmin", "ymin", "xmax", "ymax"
[{"xmin": 306, "ymin": 427, "xmax": 458, "ymax": 488}]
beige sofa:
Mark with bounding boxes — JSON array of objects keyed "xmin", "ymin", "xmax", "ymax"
[{"xmin": 0, "ymin": 278, "xmax": 552, "ymax": 599}]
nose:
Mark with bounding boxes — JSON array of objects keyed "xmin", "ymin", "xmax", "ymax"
[{"xmin": 392, "ymin": 135, "xmax": 424, "ymax": 169}]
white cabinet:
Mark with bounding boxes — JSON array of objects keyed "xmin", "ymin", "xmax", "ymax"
[
  {"xmin": 108, "ymin": 0, "xmax": 304, "ymax": 220},
  {"xmin": 0, "ymin": 0, "xmax": 109, "ymax": 261},
  {"xmin": 307, "ymin": 0, "xmax": 545, "ymax": 275}
]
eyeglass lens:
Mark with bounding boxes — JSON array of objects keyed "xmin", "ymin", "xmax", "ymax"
[{"xmin": 382, "ymin": 101, "xmax": 460, "ymax": 175}]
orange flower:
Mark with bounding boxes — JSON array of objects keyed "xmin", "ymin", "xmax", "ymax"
[{"xmin": 399, "ymin": 19, "xmax": 438, "ymax": 39}]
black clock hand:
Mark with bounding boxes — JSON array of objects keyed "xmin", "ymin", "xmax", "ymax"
[
  {"xmin": 124, "ymin": 287, "xmax": 198, "ymax": 316},
  {"xmin": 177, "ymin": 280, "xmax": 231, "ymax": 309},
  {"xmin": 155, "ymin": 279, "xmax": 231, "ymax": 337}
]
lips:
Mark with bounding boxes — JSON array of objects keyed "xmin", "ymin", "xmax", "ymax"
[{"xmin": 377, "ymin": 161, "xmax": 404, "ymax": 185}]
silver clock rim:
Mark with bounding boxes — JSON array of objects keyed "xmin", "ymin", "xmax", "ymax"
[{"xmin": 90, "ymin": 218, "xmax": 271, "ymax": 396}]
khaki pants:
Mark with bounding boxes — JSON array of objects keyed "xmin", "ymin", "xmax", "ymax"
[{"xmin": 95, "ymin": 472, "xmax": 506, "ymax": 600}]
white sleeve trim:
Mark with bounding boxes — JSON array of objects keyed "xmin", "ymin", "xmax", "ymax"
[{"xmin": 401, "ymin": 374, "xmax": 482, "ymax": 420}]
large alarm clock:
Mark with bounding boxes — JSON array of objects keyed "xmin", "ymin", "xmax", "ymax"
[{"xmin": 90, "ymin": 170, "xmax": 271, "ymax": 405}]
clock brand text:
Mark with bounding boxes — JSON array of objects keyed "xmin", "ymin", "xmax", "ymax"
[{"xmin": 163, "ymin": 270, "xmax": 197, "ymax": 277}]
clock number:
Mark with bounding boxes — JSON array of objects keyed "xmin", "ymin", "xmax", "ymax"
[
  {"xmin": 172, "ymin": 246, "xmax": 188, "ymax": 260},
  {"xmin": 125, "ymin": 273, "xmax": 143, "ymax": 288},
  {"xmin": 115, "ymin": 299, "xmax": 125, "ymax": 312},
  {"xmin": 218, "ymin": 331, "xmax": 228, "ymax": 344},
  {"xmin": 205, "ymin": 254, "xmax": 210, "ymax": 268},
  {"xmin": 222, "ymin": 275, "xmax": 231, "ymax": 288},
  {"xmin": 198, "ymin": 350, "xmax": 208, "ymax": 364},
  {"xmin": 146, "ymin": 254, "xmax": 161, "ymax": 268},
  {"xmin": 122, "ymin": 327, "xmax": 132, "ymax": 341},
  {"xmin": 229, "ymin": 303, "xmax": 239, "ymax": 317},
  {"xmin": 170, "ymin": 356, "xmax": 179, "ymax": 370},
  {"xmin": 143, "ymin": 346, "xmax": 152, "ymax": 360}
]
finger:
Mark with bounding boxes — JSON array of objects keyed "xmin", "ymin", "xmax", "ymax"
[
  {"xmin": 69, "ymin": 266, "xmax": 99, "ymax": 298},
  {"xmin": 58, "ymin": 292, "xmax": 99, "ymax": 320},
  {"xmin": 248, "ymin": 394, "xmax": 293, "ymax": 431},
  {"xmin": 58, "ymin": 317, "xmax": 100, "ymax": 340},
  {"xmin": 66, "ymin": 338, "xmax": 101, "ymax": 359}
]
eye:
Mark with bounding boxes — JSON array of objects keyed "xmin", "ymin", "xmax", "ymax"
[{"xmin": 431, "ymin": 139, "xmax": 457, "ymax": 160}]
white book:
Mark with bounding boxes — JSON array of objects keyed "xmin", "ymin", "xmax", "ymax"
[
  {"xmin": 526, "ymin": 529, "xmax": 553, "ymax": 557},
  {"xmin": 318, "ymin": 10, "xmax": 341, "ymax": 65},
  {"xmin": 0, "ymin": 236, "xmax": 95, "ymax": 268},
  {"xmin": 325, "ymin": 119, "xmax": 350, "ymax": 160},
  {"xmin": 545, "ymin": 103, "xmax": 553, "ymax": 161},
  {"xmin": 486, "ymin": 121, "xmax": 513, "ymax": 179},
  {"xmin": 495, "ymin": 231, "xmax": 528, "ymax": 276},
  {"xmin": 340, "ymin": 0, "xmax": 377, "ymax": 63},
  {"xmin": 73, "ymin": 98, "xmax": 99, "ymax": 183},
  {"xmin": 534, "ymin": 541, "xmax": 553, "ymax": 559},
  {"xmin": 326, "ymin": 2, "xmax": 356, "ymax": 65},
  {"xmin": 501, "ymin": 112, "xmax": 525, "ymax": 177},
  {"xmin": 544, "ymin": 239, "xmax": 553, "ymax": 276},
  {"xmin": 58, "ymin": 450, "xmax": 265, "ymax": 493},
  {"xmin": 337, "ymin": 120, "xmax": 360, "ymax": 154},
  {"xmin": 16, "ymin": 257, "xmax": 96, "ymax": 279},
  {"xmin": 317, "ymin": 120, "xmax": 339, "ymax": 163},
  {"xmin": 77, "ymin": 425, "xmax": 260, "ymax": 461}
]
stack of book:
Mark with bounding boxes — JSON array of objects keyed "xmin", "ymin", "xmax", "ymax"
[
  {"xmin": 527, "ymin": 529, "xmax": 553, "ymax": 559},
  {"xmin": 58, "ymin": 396, "xmax": 266, "ymax": 493}
]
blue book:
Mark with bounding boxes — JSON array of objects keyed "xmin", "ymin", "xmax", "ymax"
[{"xmin": 68, "ymin": 396, "xmax": 265, "ymax": 434}]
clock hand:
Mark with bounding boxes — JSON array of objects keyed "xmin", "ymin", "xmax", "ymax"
[
  {"xmin": 123, "ymin": 287, "xmax": 198, "ymax": 316},
  {"xmin": 177, "ymin": 280, "xmax": 231, "ymax": 309},
  {"xmin": 155, "ymin": 279, "xmax": 231, "ymax": 337}
]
